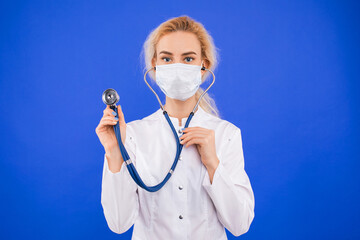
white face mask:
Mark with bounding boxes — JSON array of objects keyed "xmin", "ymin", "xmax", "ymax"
[{"xmin": 155, "ymin": 62, "xmax": 203, "ymax": 101}]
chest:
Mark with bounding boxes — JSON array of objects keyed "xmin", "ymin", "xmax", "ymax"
[
  {"xmin": 128, "ymin": 119, "xmax": 229, "ymax": 186},
  {"xmin": 133, "ymin": 124, "xmax": 206, "ymax": 185}
]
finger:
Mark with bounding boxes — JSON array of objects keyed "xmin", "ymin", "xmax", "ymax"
[
  {"xmin": 184, "ymin": 138, "xmax": 204, "ymax": 148},
  {"xmin": 180, "ymin": 134, "xmax": 207, "ymax": 146},
  {"xmin": 103, "ymin": 106, "xmax": 118, "ymax": 117},
  {"xmin": 183, "ymin": 127, "xmax": 205, "ymax": 130},
  {"xmin": 102, "ymin": 116, "xmax": 119, "ymax": 121},
  {"xmin": 117, "ymin": 105, "xmax": 126, "ymax": 125},
  {"xmin": 101, "ymin": 119, "xmax": 118, "ymax": 126},
  {"xmin": 181, "ymin": 130, "xmax": 208, "ymax": 139},
  {"xmin": 99, "ymin": 118, "xmax": 118, "ymax": 128},
  {"xmin": 104, "ymin": 105, "xmax": 110, "ymax": 112},
  {"xmin": 179, "ymin": 132, "xmax": 207, "ymax": 141},
  {"xmin": 182, "ymin": 127, "xmax": 208, "ymax": 133},
  {"xmin": 99, "ymin": 121, "xmax": 118, "ymax": 128}
]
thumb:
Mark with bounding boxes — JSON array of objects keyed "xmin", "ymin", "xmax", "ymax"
[{"xmin": 117, "ymin": 105, "xmax": 126, "ymax": 125}]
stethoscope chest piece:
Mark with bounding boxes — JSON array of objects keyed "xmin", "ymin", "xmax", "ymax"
[
  {"xmin": 102, "ymin": 88, "xmax": 120, "ymax": 106},
  {"xmin": 101, "ymin": 65, "xmax": 215, "ymax": 192}
]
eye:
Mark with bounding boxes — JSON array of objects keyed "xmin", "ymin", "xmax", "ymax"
[
  {"xmin": 184, "ymin": 57, "xmax": 194, "ymax": 62},
  {"xmin": 161, "ymin": 57, "xmax": 171, "ymax": 62}
]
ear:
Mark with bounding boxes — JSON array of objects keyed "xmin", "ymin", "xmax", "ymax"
[
  {"xmin": 151, "ymin": 57, "xmax": 156, "ymax": 70},
  {"xmin": 201, "ymin": 59, "xmax": 210, "ymax": 75}
]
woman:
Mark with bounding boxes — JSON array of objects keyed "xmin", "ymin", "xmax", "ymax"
[{"xmin": 95, "ymin": 15, "xmax": 255, "ymax": 239}]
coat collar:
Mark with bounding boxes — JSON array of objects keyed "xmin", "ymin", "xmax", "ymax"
[{"xmin": 152, "ymin": 105, "xmax": 208, "ymax": 127}]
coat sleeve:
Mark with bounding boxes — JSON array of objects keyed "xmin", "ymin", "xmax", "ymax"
[
  {"xmin": 202, "ymin": 127, "xmax": 255, "ymax": 236},
  {"xmin": 101, "ymin": 127, "xmax": 139, "ymax": 234}
]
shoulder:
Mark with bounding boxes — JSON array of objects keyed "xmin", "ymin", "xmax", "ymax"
[
  {"xmin": 202, "ymin": 110, "xmax": 241, "ymax": 136},
  {"xmin": 125, "ymin": 108, "xmax": 161, "ymax": 132}
]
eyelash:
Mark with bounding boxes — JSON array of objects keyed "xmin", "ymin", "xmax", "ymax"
[{"xmin": 161, "ymin": 57, "xmax": 194, "ymax": 62}]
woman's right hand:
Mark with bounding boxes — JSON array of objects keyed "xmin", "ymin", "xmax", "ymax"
[{"xmin": 95, "ymin": 105, "xmax": 127, "ymax": 152}]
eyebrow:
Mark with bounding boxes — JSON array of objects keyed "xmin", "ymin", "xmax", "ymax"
[{"xmin": 159, "ymin": 51, "xmax": 197, "ymax": 56}]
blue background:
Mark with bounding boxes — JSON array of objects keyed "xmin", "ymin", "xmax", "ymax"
[{"xmin": 0, "ymin": 0, "xmax": 359, "ymax": 239}]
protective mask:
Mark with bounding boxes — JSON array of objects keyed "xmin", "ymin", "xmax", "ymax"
[{"xmin": 155, "ymin": 62, "xmax": 203, "ymax": 101}]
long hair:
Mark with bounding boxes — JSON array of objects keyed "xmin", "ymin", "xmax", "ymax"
[{"xmin": 140, "ymin": 15, "xmax": 221, "ymax": 118}]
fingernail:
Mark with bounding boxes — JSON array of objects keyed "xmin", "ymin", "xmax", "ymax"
[
  {"xmin": 114, "ymin": 117, "xmax": 119, "ymax": 120},
  {"xmin": 112, "ymin": 111, "xmax": 117, "ymax": 116}
]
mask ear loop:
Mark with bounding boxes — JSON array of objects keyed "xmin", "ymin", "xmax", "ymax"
[{"xmin": 143, "ymin": 63, "xmax": 216, "ymax": 113}]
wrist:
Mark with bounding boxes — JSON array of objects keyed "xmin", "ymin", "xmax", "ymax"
[
  {"xmin": 105, "ymin": 146, "xmax": 123, "ymax": 162},
  {"xmin": 105, "ymin": 144, "xmax": 120, "ymax": 155},
  {"xmin": 205, "ymin": 157, "xmax": 220, "ymax": 172}
]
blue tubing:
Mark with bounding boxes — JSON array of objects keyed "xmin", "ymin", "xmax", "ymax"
[{"xmin": 110, "ymin": 105, "xmax": 194, "ymax": 192}]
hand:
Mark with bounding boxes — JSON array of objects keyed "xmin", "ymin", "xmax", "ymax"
[
  {"xmin": 95, "ymin": 105, "xmax": 126, "ymax": 152},
  {"xmin": 179, "ymin": 127, "xmax": 220, "ymax": 171}
]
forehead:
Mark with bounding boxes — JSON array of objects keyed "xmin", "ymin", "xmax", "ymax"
[{"xmin": 156, "ymin": 31, "xmax": 201, "ymax": 54}]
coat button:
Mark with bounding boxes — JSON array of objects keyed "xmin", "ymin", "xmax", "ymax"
[
  {"xmin": 178, "ymin": 185, "xmax": 183, "ymax": 190},
  {"xmin": 178, "ymin": 129, "xmax": 182, "ymax": 134},
  {"xmin": 179, "ymin": 215, "xmax": 183, "ymax": 219}
]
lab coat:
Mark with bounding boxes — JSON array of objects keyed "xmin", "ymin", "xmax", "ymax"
[{"xmin": 101, "ymin": 105, "xmax": 255, "ymax": 239}]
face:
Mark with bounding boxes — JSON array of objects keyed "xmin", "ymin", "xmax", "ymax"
[{"xmin": 152, "ymin": 31, "xmax": 207, "ymax": 76}]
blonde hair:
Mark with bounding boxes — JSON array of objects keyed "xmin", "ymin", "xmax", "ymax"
[{"xmin": 140, "ymin": 15, "xmax": 221, "ymax": 118}]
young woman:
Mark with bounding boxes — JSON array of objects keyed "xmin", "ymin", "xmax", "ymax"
[{"xmin": 95, "ymin": 15, "xmax": 255, "ymax": 239}]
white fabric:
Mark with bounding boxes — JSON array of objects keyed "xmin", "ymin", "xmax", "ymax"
[{"xmin": 101, "ymin": 105, "xmax": 255, "ymax": 239}]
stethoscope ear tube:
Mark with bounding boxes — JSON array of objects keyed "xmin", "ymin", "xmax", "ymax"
[{"xmin": 103, "ymin": 65, "xmax": 215, "ymax": 192}]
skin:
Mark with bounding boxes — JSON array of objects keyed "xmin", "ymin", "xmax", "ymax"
[
  {"xmin": 96, "ymin": 31, "xmax": 219, "ymax": 184},
  {"xmin": 152, "ymin": 31, "xmax": 220, "ymax": 184}
]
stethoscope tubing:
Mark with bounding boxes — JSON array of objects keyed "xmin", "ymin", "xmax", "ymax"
[{"xmin": 110, "ymin": 65, "xmax": 215, "ymax": 192}]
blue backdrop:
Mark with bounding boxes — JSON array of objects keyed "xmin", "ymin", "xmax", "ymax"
[{"xmin": 1, "ymin": 0, "xmax": 359, "ymax": 239}]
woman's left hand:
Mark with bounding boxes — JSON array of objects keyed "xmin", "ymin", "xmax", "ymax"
[{"xmin": 179, "ymin": 127, "xmax": 219, "ymax": 171}]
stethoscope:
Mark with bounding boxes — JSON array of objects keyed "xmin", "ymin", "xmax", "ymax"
[{"xmin": 101, "ymin": 64, "xmax": 215, "ymax": 192}]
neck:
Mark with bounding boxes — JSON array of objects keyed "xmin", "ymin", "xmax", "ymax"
[{"xmin": 164, "ymin": 96, "xmax": 198, "ymax": 126}]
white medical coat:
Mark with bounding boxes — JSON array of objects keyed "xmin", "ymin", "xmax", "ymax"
[{"xmin": 101, "ymin": 105, "xmax": 255, "ymax": 239}]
